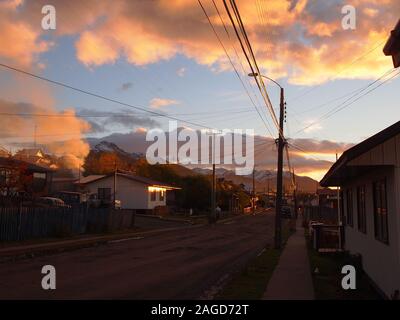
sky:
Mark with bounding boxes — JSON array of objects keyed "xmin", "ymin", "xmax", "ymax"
[{"xmin": 0, "ymin": 0, "xmax": 399, "ymax": 180}]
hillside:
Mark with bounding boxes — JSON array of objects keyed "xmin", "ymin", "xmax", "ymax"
[{"xmin": 193, "ymin": 168, "xmax": 318, "ymax": 193}]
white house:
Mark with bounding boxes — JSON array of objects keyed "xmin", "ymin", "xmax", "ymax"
[
  {"xmin": 76, "ymin": 172, "xmax": 179, "ymax": 210},
  {"xmin": 320, "ymin": 121, "xmax": 400, "ymax": 299}
]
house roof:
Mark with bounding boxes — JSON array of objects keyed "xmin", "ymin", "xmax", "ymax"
[
  {"xmin": 15, "ymin": 148, "xmax": 44, "ymax": 157},
  {"xmin": 317, "ymin": 188, "xmax": 337, "ymax": 196},
  {"xmin": 76, "ymin": 172, "xmax": 180, "ymax": 190},
  {"xmin": 75, "ymin": 175, "xmax": 106, "ymax": 184},
  {"xmin": 0, "ymin": 156, "xmax": 53, "ymax": 173},
  {"xmin": 383, "ymin": 19, "xmax": 400, "ymax": 56},
  {"xmin": 320, "ymin": 120, "xmax": 400, "ymax": 187}
]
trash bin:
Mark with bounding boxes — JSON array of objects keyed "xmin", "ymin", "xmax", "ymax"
[{"xmin": 310, "ymin": 223, "xmax": 324, "ymax": 250}]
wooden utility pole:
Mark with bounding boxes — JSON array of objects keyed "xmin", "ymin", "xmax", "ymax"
[
  {"xmin": 113, "ymin": 160, "xmax": 117, "ymax": 209},
  {"xmin": 210, "ymin": 132, "xmax": 216, "ymax": 224},
  {"xmin": 252, "ymin": 169, "xmax": 256, "ymax": 215},
  {"xmin": 33, "ymin": 124, "xmax": 37, "ymax": 148},
  {"xmin": 274, "ymin": 87, "xmax": 285, "ymax": 249},
  {"xmin": 336, "ymin": 152, "xmax": 342, "ymax": 249},
  {"xmin": 292, "ymin": 168, "xmax": 297, "ymax": 217}
]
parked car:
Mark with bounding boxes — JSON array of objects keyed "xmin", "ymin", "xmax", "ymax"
[
  {"xmin": 37, "ymin": 197, "xmax": 71, "ymax": 208},
  {"xmin": 21, "ymin": 197, "xmax": 70, "ymax": 208},
  {"xmin": 87, "ymin": 193, "xmax": 121, "ymax": 209},
  {"xmin": 281, "ymin": 206, "xmax": 292, "ymax": 219}
]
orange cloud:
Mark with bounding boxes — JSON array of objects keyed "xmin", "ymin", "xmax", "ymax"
[
  {"xmin": 150, "ymin": 98, "xmax": 180, "ymax": 108},
  {"xmin": 0, "ymin": 2, "xmax": 50, "ymax": 67},
  {"xmin": 1, "ymin": 0, "xmax": 398, "ymax": 85},
  {"xmin": 0, "ymin": 99, "xmax": 91, "ymax": 168}
]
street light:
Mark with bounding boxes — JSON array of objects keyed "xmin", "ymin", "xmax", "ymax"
[{"xmin": 248, "ymin": 72, "xmax": 286, "ymax": 249}]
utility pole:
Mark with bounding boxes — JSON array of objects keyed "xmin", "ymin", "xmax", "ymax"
[
  {"xmin": 266, "ymin": 173, "xmax": 271, "ymax": 207},
  {"xmin": 33, "ymin": 124, "xmax": 37, "ymax": 148},
  {"xmin": 113, "ymin": 160, "xmax": 117, "ymax": 209},
  {"xmin": 209, "ymin": 132, "xmax": 216, "ymax": 224},
  {"xmin": 247, "ymin": 72, "xmax": 285, "ymax": 249},
  {"xmin": 336, "ymin": 152, "xmax": 342, "ymax": 249},
  {"xmin": 252, "ymin": 168, "xmax": 256, "ymax": 215},
  {"xmin": 274, "ymin": 87, "xmax": 285, "ymax": 249},
  {"xmin": 292, "ymin": 168, "xmax": 298, "ymax": 218}
]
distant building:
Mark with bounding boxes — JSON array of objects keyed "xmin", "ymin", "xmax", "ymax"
[
  {"xmin": 316, "ymin": 188, "xmax": 338, "ymax": 209},
  {"xmin": 320, "ymin": 120, "xmax": 400, "ymax": 298},
  {"xmin": 75, "ymin": 172, "xmax": 180, "ymax": 212},
  {"xmin": 0, "ymin": 157, "xmax": 53, "ymax": 196},
  {"xmin": 0, "ymin": 146, "xmax": 10, "ymax": 158},
  {"xmin": 14, "ymin": 148, "xmax": 45, "ymax": 161},
  {"xmin": 383, "ymin": 19, "xmax": 400, "ymax": 68}
]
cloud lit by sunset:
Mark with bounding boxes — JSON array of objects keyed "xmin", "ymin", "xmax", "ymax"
[{"xmin": 0, "ymin": 0, "xmax": 399, "ymax": 178}]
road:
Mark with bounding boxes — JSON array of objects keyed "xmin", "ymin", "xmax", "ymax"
[{"xmin": 0, "ymin": 212, "xmax": 275, "ymax": 299}]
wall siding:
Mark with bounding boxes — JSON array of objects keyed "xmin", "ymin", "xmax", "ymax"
[
  {"xmin": 83, "ymin": 176, "xmax": 165, "ymax": 210},
  {"xmin": 342, "ymin": 167, "xmax": 400, "ymax": 298}
]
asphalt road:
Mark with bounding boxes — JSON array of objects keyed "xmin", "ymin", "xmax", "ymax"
[{"xmin": 0, "ymin": 212, "xmax": 275, "ymax": 299}]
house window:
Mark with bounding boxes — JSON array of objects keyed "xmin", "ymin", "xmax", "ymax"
[
  {"xmin": 150, "ymin": 190, "xmax": 156, "ymax": 201},
  {"xmin": 159, "ymin": 190, "xmax": 165, "ymax": 201},
  {"xmin": 346, "ymin": 189, "xmax": 354, "ymax": 227},
  {"xmin": 357, "ymin": 186, "xmax": 367, "ymax": 233},
  {"xmin": 98, "ymin": 188, "xmax": 111, "ymax": 200},
  {"xmin": 373, "ymin": 179, "xmax": 389, "ymax": 244},
  {"xmin": 0, "ymin": 169, "xmax": 8, "ymax": 185}
]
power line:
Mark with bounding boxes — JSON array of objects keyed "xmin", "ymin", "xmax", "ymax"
[
  {"xmin": 287, "ymin": 39, "xmax": 387, "ymax": 103},
  {"xmin": 294, "ymin": 68, "xmax": 400, "ymax": 135},
  {"xmin": 0, "ymin": 62, "xmax": 226, "ymax": 132},
  {"xmin": 210, "ymin": 0, "xmax": 275, "ymax": 137},
  {"xmin": 222, "ymin": 0, "xmax": 280, "ymax": 134},
  {"xmin": 197, "ymin": 0, "xmax": 274, "ymax": 138}
]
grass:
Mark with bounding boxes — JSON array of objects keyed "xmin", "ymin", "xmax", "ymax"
[
  {"xmin": 306, "ymin": 233, "xmax": 382, "ymax": 300},
  {"xmin": 215, "ymin": 222, "xmax": 294, "ymax": 300}
]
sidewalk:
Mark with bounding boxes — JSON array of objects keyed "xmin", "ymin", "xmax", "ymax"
[{"xmin": 263, "ymin": 218, "xmax": 314, "ymax": 300}]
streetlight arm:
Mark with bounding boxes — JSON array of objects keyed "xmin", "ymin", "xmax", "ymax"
[{"xmin": 248, "ymin": 72, "xmax": 283, "ymax": 89}]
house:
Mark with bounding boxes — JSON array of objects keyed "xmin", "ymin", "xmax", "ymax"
[
  {"xmin": 320, "ymin": 120, "xmax": 400, "ymax": 298},
  {"xmin": 383, "ymin": 19, "xmax": 400, "ymax": 68},
  {"xmin": 0, "ymin": 156, "xmax": 53, "ymax": 196},
  {"xmin": 75, "ymin": 171, "xmax": 180, "ymax": 211},
  {"xmin": 316, "ymin": 188, "xmax": 338, "ymax": 209},
  {"xmin": 0, "ymin": 146, "xmax": 10, "ymax": 158},
  {"xmin": 14, "ymin": 148, "xmax": 45, "ymax": 161}
]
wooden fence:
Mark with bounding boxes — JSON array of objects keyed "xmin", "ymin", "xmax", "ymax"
[
  {"xmin": 0, "ymin": 206, "xmax": 135, "ymax": 242},
  {"xmin": 304, "ymin": 206, "xmax": 338, "ymax": 224}
]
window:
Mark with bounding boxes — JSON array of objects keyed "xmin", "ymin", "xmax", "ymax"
[
  {"xmin": 0, "ymin": 169, "xmax": 8, "ymax": 185},
  {"xmin": 346, "ymin": 189, "xmax": 354, "ymax": 227},
  {"xmin": 98, "ymin": 188, "xmax": 111, "ymax": 200},
  {"xmin": 159, "ymin": 190, "xmax": 165, "ymax": 201},
  {"xmin": 357, "ymin": 186, "xmax": 367, "ymax": 233},
  {"xmin": 373, "ymin": 179, "xmax": 389, "ymax": 244},
  {"xmin": 150, "ymin": 191, "xmax": 156, "ymax": 201}
]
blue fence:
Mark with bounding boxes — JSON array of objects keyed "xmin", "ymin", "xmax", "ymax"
[{"xmin": 0, "ymin": 206, "xmax": 135, "ymax": 242}]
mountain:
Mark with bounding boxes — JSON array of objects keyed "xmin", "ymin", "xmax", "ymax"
[
  {"xmin": 93, "ymin": 141, "xmax": 143, "ymax": 160},
  {"xmin": 88, "ymin": 141, "xmax": 318, "ymax": 191},
  {"xmin": 87, "ymin": 141, "xmax": 195, "ymax": 177},
  {"xmin": 192, "ymin": 168, "xmax": 318, "ymax": 193}
]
